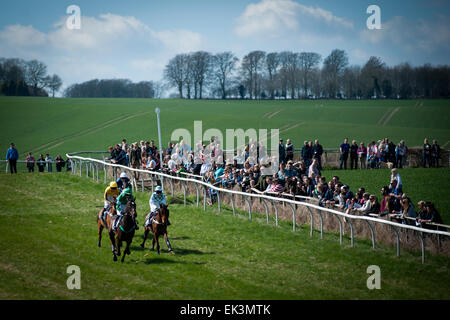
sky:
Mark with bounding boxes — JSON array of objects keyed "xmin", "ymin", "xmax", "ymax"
[{"xmin": 1, "ymin": 0, "xmax": 449, "ymax": 93}]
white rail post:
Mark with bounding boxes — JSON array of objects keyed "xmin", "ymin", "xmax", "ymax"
[{"xmin": 155, "ymin": 107, "xmax": 164, "ymax": 190}]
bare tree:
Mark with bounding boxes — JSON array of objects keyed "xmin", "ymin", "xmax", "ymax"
[
  {"xmin": 241, "ymin": 51, "xmax": 266, "ymax": 99},
  {"xmin": 164, "ymin": 54, "xmax": 188, "ymax": 98},
  {"xmin": 190, "ymin": 51, "xmax": 212, "ymax": 99},
  {"xmin": 211, "ymin": 52, "xmax": 238, "ymax": 99},
  {"xmin": 299, "ymin": 52, "xmax": 321, "ymax": 98},
  {"xmin": 26, "ymin": 60, "xmax": 48, "ymax": 92},
  {"xmin": 266, "ymin": 52, "xmax": 280, "ymax": 99},
  {"xmin": 284, "ymin": 52, "xmax": 299, "ymax": 99},
  {"xmin": 322, "ymin": 49, "xmax": 349, "ymax": 98}
]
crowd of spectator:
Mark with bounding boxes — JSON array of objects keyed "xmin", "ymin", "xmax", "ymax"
[
  {"xmin": 337, "ymin": 137, "xmax": 442, "ymax": 170},
  {"xmin": 104, "ymin": 136, "xmax": 446, "ymax": 231},
  {"xmin": 5, "ymin": 142, "xmax": 71, "ymax": 173}
]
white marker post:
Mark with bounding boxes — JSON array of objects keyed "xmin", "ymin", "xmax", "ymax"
[{"xmin": 155, "ymin": 107, "xmax": 164, "ymax": 189}]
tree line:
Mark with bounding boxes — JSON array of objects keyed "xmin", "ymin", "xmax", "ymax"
[
  {"xmin": 163, "ymin": 49, "xmax": 450, "ymax": 100},
  {"xmin": 0, "ymin": 58, "xmax": 62, "ymax": 97},
  {"xmin": 63, "ymin": 79, "xmax": 163, "ymax": 98}
]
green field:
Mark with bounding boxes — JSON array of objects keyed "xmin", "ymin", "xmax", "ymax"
[
  {"xmin": 1, "ymin": 97, "xmax": 449, "ymax": 300},
  {"xmin": 0, "ymin": 173, "xmax": 449, "ymax": 300},
  {"xmin": 1, "ymin": 97, "xmax": 449, "ymax": 160}
]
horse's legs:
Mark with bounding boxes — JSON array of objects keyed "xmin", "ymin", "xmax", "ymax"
[
  {"xmin": 151, "ymin": 226, "xmax": 156, "ymax": 251},
  {"xmin": 117, "ymin": 239, "xmax": 122, "ymax": 257},
  {"xmin": 140, "ymin": 228, "xmax": 149, "ymax": 248},
  {"xmin": 121, "ymin": 241, "xmax": 130, "ymax": 263},
  {"xmin": 164, "ymin": 233, "xmax": 173, "ymax": 252},
  {"xmin": 152, "ymin": 232, "xmax": 160, "ymax": 255},
  {"xmin": 98, "ymin": 220, "xmax": 103, "ymax": 247},
  {"xmin": 109, "ymin": 231, "xmax": 117, "ymax": 261}
]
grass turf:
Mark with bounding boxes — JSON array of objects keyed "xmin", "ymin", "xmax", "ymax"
[{"xmin": 0, "ymin": 172, "xmax": 449, "ymax": 300}]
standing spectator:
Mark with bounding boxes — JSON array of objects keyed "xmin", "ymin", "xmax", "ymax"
[
  {"xmin": 379, "ymin": 140, "xmax": 386, "ymax": 163},
  {"xmin": 167, "ymin": 142, "xmax": 174, "ymax": 157},
  {"xmin": 367, "ymin": 141, "xmax": 379, "ymax": 169},
  {"xmin": 129, "ymin": 142, "xmax": 141, "ymax": 179},
  {"xmin": 422, "ymin": 138, "xmax": 432, "ymax": 168},
  {"xmin": 121, "ymin": 139, "xmax": 128, "ymax": 152},
  {"xmin": 431, "ymin": 140, "xmax": 441, "ymax": 168},
  {"xmin": 350, "ymin": 140, "xmax": 358, "ymax": 170},
  {"xmin": 357, "ymin": 142, "xmax": 367, "ymax": 170},
  {"xmin": 278, "ymin": 139, "xmax": 286, "ymax": 164},
  {"xmin": 387, "ymin": 139, "xmax": 396, "ymax": 164},
  {"xmin": 45, "ymin": 154, "xmax": 54, "ymax": 172},
  {"xmin": 55, "ymin": 155, "xmax": 65, "ymax": 172},
  {"xmin": 339, "ymin": 138, "xmax": 350, "ymax": 170},
  {"xmin": 308, "ymin": 158, "xmax": 320, "ymax": 179},
  {"xmin": 66, "ymin": 158, "xmax": 72, "ymax": 172},
  {"xmin": 312, "ymin": 139, "xmax": 323, "ymax": 170},
  {"xmin": 139, "ymin": 141, "xmax": 146, "ymax": 156},
  {"xmin": 402, "ymin": 141, "xmax": 409, "ymax": 168},
  {"xmin": 395, "ymin": 141, "xmax": 406, "ymax": 169},
  {"xmin": 149, "ymin": 140, "xmax": 157, "ymax": 156},
  {"xmin": 37, "ymin": 154, "xmax": 46, "ymax": 172},
  {"xmin": 26, "ymin": 152, "xmax": 35, "ymax": 173},
  {"xmin": 301, "ymin": 141, "xmax": 312, "ymax": 167},
  {"xmin": 285, "ymin": 139, "xmax": 294, "ymax": 162},
  {"xmin": 6, "ymin": 143, "xmax": 19, "ymax": 174}
]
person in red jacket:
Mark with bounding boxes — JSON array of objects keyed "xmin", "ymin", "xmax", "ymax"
[{"xmin": 26, "ymin": 152, "xmax": 35, "ymax": 172}]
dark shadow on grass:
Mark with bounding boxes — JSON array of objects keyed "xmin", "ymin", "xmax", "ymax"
[
  {"xmin": 137, "ymin": 234, "xmax": 191, "ymax": 241},
  {"xmin": 172, "ymin": 248, "xmax": 215, "ymax": 256},
  {"xmin": 131, "ymin": 245, "xmax": 214, "ymax": 257}
]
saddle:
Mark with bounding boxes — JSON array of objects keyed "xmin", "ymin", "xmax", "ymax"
[{"xmin": 145, "ymin": 212, "xmax": 156, "ymax": 227}]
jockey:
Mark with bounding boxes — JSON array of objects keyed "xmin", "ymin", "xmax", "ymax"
[
  {"xmin": 146, "ymin": 186, "xmax": 170, "ymax": 227},
  {"xmin": 112, "ymin": 187, "xmax": 139, "ymax": 231},
  {"xmin": 116, "ymin": 172, "xmax": 131, "ymax": 192},
  {"xmin": 101, "ymin": 181, "xmax": 120, "ymax": 223}
]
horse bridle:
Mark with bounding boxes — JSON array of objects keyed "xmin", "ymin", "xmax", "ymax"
[{"xmin": 153, "ymin": 207, "xmax": 167, "ymax": 226}]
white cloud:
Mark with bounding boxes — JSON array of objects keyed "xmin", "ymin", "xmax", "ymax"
[
  {"xmin": 0, "ymin": 24, "xmax": 47, "ymax": 47},
  {"xmin": 360, "ymin": 15, "xmax": 450, "ymax": 54},
  {"xmin": 0, "ymin": 13, "xmax": 205, "ymax": 89},
  {"xmin": 234, "ymin": 0, "xmax": 353, "ymax": 37},
  {"xmin": 151, "ymin": 29, "xmax": 204, "ymax": 53}
]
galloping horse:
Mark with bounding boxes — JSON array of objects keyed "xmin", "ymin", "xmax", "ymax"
[
  {"xmin": 109, "ymin": 199, "xmax": 137, "ymax": 263},
  {"xmin": 97, "ymin": 199, "xmax": 116, "ymax": 248},
  {"xmin": 140, "ymin": 204, "xmax": 173, "ymax": 255}
]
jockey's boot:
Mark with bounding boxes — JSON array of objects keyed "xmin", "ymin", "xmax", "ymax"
[{"xmin": 99, "ymin": 208, "xmax": 105, "ymax": 220}]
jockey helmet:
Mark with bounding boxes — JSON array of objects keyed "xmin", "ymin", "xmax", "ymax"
[
  {"xmin": 155, "ymin": 186, "xmax": 163, "ymax": 192},
  {"xmin": 120, "ymin": 172, "xmax": 128, "ymax": 179},
  {"xmin": 110, "ymin": 181, "xmax": 118, "ymax": 189}
]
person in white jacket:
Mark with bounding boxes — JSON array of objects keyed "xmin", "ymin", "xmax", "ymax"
[{"xmin": 145, "ymin": 186, "xmax": 170, "ymax": 227}]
